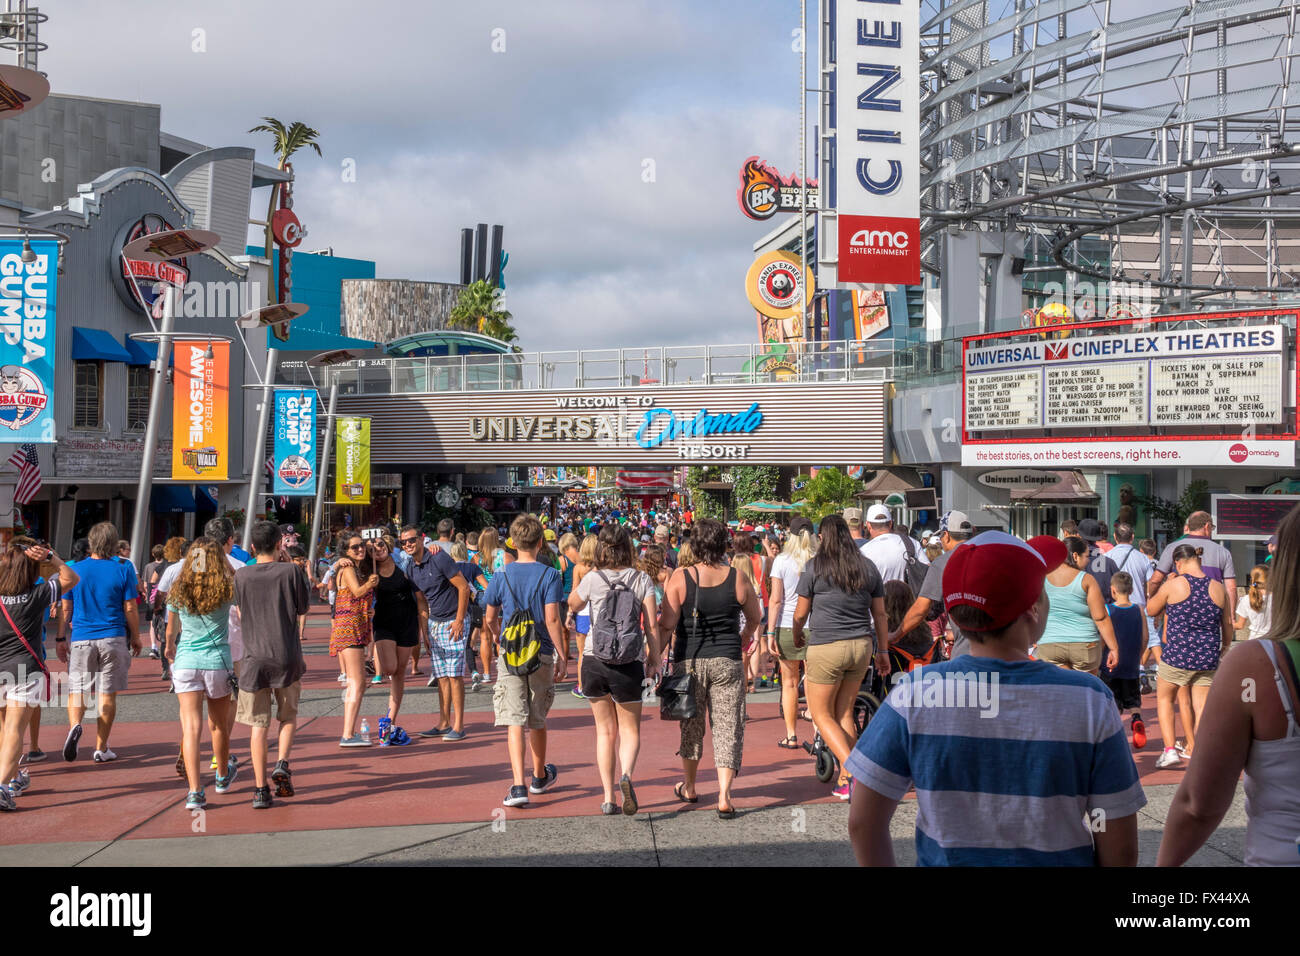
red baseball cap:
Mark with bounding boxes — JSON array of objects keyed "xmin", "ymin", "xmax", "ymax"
[{"xmin": 942, "ymin": 531, "xmax": 1067, "ymax": 631}]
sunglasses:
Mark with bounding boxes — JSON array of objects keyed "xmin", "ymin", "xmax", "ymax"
[
  {"xmin": 399, "ymin": 537, "xmax": 419, "ymax": 546},
  {"xmin": 347, "ymin": 544, "xmax": 367, "ymax": 552}
]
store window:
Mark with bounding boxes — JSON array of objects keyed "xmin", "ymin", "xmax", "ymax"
[
  {"xmin": 126, "ymin": 365, "xmax": 151, "ymax": 431},
  {"xmin": 73, "ymin": 360, "xmax": 103, "ymax": 429}
]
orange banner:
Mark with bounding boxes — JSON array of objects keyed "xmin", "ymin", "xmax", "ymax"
[{"xmin": 171, "ymin": 340, "xmax": 229, "ymax": 480}]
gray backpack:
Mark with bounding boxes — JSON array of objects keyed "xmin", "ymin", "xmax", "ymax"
[{"xmin": 590, "ymin": 570, "xmax": 644, "ymax": 665}]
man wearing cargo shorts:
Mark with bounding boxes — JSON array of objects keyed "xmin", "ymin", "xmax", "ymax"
[
  {"xmin": 59, "ymin": 522, "xmax": 141, "ymax": 763},
  {"xmin": 234, "ymin": 521, "xmax": 309, "ymax": 809}
]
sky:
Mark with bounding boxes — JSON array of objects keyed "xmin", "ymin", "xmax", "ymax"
[{"xmin": 39, "ymin": 0, "xmax": 818, "ymax": 351}]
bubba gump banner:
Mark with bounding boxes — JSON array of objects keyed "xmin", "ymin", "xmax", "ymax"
[
  {"xmin": 335, "ymin": 416, "xmax": 370, "ymax": 504},
  {"xmin": 172, "ymin": 340, "xmax": 229, "ymax": 480}
]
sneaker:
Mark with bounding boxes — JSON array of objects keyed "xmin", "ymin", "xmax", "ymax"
[
  {"xmin": 570, "ymin": 686, "xmax": 586, "ymax": 699},
  {"xmin": 252, "ymin": 786, "xmax": 273, "ymax": 809},
  {"xmin": 271, "ymin": 760, "xmax": 294, "ymax": 797},
  {"xmin": 426, "ymin": 675, "xmax": 438, "ymax": 688},
  {"xmin": 336, "ymin": 673, "xmax": 348, "ymax": 684},
  {"xmin": 470, "ymin": 672, "xmax": 483, "ymax": 692},
  {"xmin": 62, "ymin": 724, "xmax": 82, "ymax": 762},
  {"xmin": 0, "ymin": 785, "xmax": 15, "ymax": 811},
  {"xmin": 9, "ymin": 769, "xmax": 30, "ymax": 796},
  {"xmin": 185, "ymin": 788, "xmax": 206, "ymax": 810},
  {"xmin": 1131, "ymin": 714, "xmax": 1147, "ymax": 750},
  {"xmin": 503, "ymin": 785, "xmax": 529, "ymax": 807},
  {"xmin": 93, "ymin": 748, "xmax": 117, "ymax": 763},
  {"xmin": 417, "ymin": 726, "xmax": 448, "ymax": 738},
  {"xmin": 370, "ymin": 674, "xmax": 383, "ymax": 685},
  {"xmin": 1155, "ymin": 748, "xmax": 1182, "ymax": 769},
  {"xmin": 148, "ymin": 648, "xmax": 160, "ymax": 659},
  {"xmin": 832, "ymin": 778, "xmax": 854, "ymax": 801},
  {"xmin": 442, "ymin": 729, "xmax": 467, "ymax": 741},
  {"xmin": 388, "ymin": 727, "xmax": 412, "ymax": 746},
  {"xmin": 339, "ymin": 734, "xmax": 373, "ymax": 747},
  {"xmin": 24, "ymin": 749, "xmax": 46, "ymax": 764},
  {"xmin": 214, "ymin": 757, "xmax": 238, "ymax": 793},
  {"xmin": 1175, "ymin": 742, "xmax": 1189, "ymax": 757},
  {"xmin": 529, "ymin": 763, "xmax": 558, "ymax": 794}
]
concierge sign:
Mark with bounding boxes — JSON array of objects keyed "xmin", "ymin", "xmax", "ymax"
[
  {"xmin": 961, "ymin": 310, "xmax": 1298, "ymax": 468},
  {"xmin": 336, "ymin": 381, "xmax": 887, "ymax": 466}
]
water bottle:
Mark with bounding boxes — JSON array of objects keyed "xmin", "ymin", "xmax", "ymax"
[{"xmin": 360, "ymin": 718, "xmax": 371, "ymax": 742}]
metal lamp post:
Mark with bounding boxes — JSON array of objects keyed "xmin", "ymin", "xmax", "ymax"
[{"xmin": 303, "ymin": 348, "xmax": 358, "ymax": 570}]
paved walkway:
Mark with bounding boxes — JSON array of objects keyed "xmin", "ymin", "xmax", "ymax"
[{"xmin": 0, "ymin": 606, "xmax": 1244, "ymax": 866}]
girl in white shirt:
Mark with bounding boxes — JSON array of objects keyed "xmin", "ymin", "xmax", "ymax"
[{"xmin": 1235, "ymin": 564, "xmax": 1273, "ymax": 640}]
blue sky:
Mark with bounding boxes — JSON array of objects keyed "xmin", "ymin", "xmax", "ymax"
[{"xmin": 41, "ymin": 0, "xmax": 818, "ymax": 350}]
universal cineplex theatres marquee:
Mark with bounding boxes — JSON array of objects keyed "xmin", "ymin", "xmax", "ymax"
[
  {"xmin": 960, "ymin": 310, "xmax": 1298, "ymax": 468},
  {"xmin": 336, "ymin": 382, "xmax": 886, "ymax": 466}
]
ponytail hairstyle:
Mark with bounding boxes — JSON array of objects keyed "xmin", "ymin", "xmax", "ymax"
[{"xmin": 1248, "ymin": 563, "xmax": 1269, "ymax": 613}]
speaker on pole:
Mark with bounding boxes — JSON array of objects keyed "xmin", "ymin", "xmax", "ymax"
[
  {"xmin": 489, "ymin": 225, "xmax": 504, "ymax": 288},
  {"xmin": 460, "ymin": 228, "xmax": 474, "ymax": 285},
  {"xmin": 474, "ymin": 223, "xmax": 489, "ymax": 282}
]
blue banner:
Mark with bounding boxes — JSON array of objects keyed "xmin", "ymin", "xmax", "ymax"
[
  {"xmin": 0, "ymin": 240, "xmax": 58, "ymax": 442},
  {"xmin": 273, "ymin": 388, "xmax": 316, "ymax": 495}
]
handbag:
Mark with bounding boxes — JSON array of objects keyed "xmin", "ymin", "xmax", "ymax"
[{"xmin": 658, "ymin": 569, "xmax": 700, "ymax": 721}]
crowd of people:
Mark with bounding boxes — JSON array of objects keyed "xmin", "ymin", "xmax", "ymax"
[{"xmin": 0, "ymin": 495, "xmax": 1294, "ymax": 868}]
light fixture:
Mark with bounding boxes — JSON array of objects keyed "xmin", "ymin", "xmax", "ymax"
[
  {"xmin": 1211, "ymin": 181, "xmax": 1226, "ymax": 196},
  {"xmin": 1159, "ymin": 191, "xmax": 1177, "ymax": 205},
  {"xmin": 1269, "ymin": 172, "xmax": 1282, "ymax": 186},
  {"xmin": 20, "ymin": 237, "xmax": 35, "ymax": 263},
  {"xmin": 204, "ymin": 340, "xmax": 214, "ymax": 360}
]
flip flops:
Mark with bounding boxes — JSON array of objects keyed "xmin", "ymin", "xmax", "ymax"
[
  {"xmin": 673, "ymin": 781, "xmax": 698, "ymax": 804},
  {"xmin": 777, "ymin": 735, "xmax": 800, "ymax": 749}
]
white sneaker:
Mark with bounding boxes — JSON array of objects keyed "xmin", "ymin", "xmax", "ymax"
[
  {"xmin": 1175, "ymin": 742, "xmax": 1189, "ymax": 757},
  {"xmin": 93, "ymin": 748, "xmax": 118, "ymax": 762},
  {"xmin": 1154, "ymin": 748, "xmax": 1182, "ymax": 769},
  {"xmin": 336, "ymin": 673, "xmax": 348, "ymax": 684},
  {"xmin": 9, "ymin": 769, "xmax": 30, "ymax": 795}
]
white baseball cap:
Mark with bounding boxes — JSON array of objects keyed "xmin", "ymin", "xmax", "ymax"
[{"xmin": 866, "ymin": 504, "xmax": 892, "ymax": 524}]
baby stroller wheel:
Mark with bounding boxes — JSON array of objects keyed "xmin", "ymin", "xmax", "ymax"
[
  {"xmin": 853, "ymin": 692, "xmax": 881, "ymax": 737},
  {"xmin": 814, "ymin": 747, "xmax": 838, "ymax": 783}
]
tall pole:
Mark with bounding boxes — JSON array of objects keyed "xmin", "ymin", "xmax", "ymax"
[
  {"xmin": 799, "ymin": 0, "xmax": 809, "ymax": 342},
  {"xmin": 306, "ymin": 370, "xmax": 338, "ymax": 570},
  {"xmin": 242, "ymin": 345, "xmax": 279, "ymax": 550},
  {"xmin": 129, "ymin": 284, "xmax": 175, "ymax": 572}
]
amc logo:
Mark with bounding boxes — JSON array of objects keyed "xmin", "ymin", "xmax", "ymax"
[
  {"xmin": 849, "ymin": 229, "xmax": 909, "ymax": 249},
  {"xmin": 1229, "ymin": 443, "xmax": 1249, "ymax": 463}
]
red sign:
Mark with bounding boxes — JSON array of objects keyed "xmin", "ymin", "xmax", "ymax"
[
  {"xmin": 837, "ymin": 214, "xmax": 920, "ymax": 285},
  {"xmin": 272, "ymin": 208, "xmax": 304, "ymax": 249}
]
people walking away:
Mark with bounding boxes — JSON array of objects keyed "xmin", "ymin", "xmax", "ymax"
[
  {"xmin": 888, "ymin": 510, "xmax": 972, "ymax": 658},
  {"xmin": 1157, "ymin": 504, "xmax": 1300, "ymax": 866},
  {"xmin": 434, "ymin": 518, "xmax": 456, "ymax": 555},
  {"xmin": 402, "ymin": 525, "xmax": 472, "ymax": 738},
  {"xmin": 1035, "ymin": 536, "xmax": 1119, "ymax": 676},
  {"xmin": 60, "ymin": 522, "xmax": 140, "ymax": 763},
  {"xmin": 0, "ymin": 541, "xmax": 76, "ymax": 809},
  {"xmin": 844, "ymin": 507, "xmax": 867, "ymax": 547},
  {"xmin": 1101, "ymin": 571, "xmax": 1148, "ymax": 750},
  {"xmin": 1234, "ymin": 564, "xmax": 1272, "ymax": 643},
  {"xmin": 766, "ymin": 515, "xmax": 815, "ymax": 749},
  {"xmin": 484, "ymin": 514, "xmax": 568, "ymax": 807},
  {"xmin": 1147, "ymin": 511, "xmax": 1236, "ymax": 634},
  {"xmin": 858, "ymin": 504, "xmax": 928, "ymax": 586},
  {"xmin": 1106, "ymin": 522, "xmax": 1159, "ymax": 665},
  {"xmin": 658, "ymin": 518, "xmax": 761, "ymax": 818},
  {"xmin": 655, "ymin": 524, "xmax": 678, "ymax": 570},
  {"xmin": 148, "ymin": 536, "xmax": 186, "ymax": 677},
  {"xmin": 568, "ymin": 524, "xmax": 660, "ymax": 815},
  {"xmin": 1147, "ymin": 543, "xmax": 1231, "ymax": 768},
  {"xmin": 793, "ymin": 514, "xmax": 888, "ymax": 801},
  {"xmin": 141, "ymin": 543, "xmax": 165, "ymax": 657},
  {"xmin": 234, "ymin": 521, "xmax": 310, "ymax": 809},
  {"xmin": 1074, "ymin": 519, "xmax": 1118, "ymax": 598},
  {"xmin": 847, "ymin": 532, "xmax": 1145, "ymax": 866},
  {"xmin": 566, "ymin": 533, "xmax": 598, "ymax": 699},
  {"xmin": 165, "ymin": 537, "xmax": 238, "ymax": 810}
]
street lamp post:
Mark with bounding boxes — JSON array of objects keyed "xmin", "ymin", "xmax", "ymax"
[{"xmin": 304, "ymin": 348, "xmax": 358, "ymax": 570}]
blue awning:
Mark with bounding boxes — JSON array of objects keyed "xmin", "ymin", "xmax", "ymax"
[
  {"xmin": 72, "ymin": 327, "xmax": 133, "ymax": 363},
  {"xmin": 151, "ymin": 484, "xmax": 196, "ymax": 514},
  {"xmin": 122, "ymin": 336, "xmax": 174, "ymax": 367},
  {"xmin": 196, "ymin": 485, "xmax": 219, "ymax": 511}
]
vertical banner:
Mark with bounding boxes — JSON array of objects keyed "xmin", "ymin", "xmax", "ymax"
[
  {"xmin": 273, "ymin": 389, "xmax": 316, "ymax": 495},
  {"xmin": 587, "ymin": 465, "xmax": 598, "ymax": 492},
  {"xmin": 335, "ymin": 416, "xmax": 370, "ymax": 504},
  {"xmin": 0, "ymin": 239, "xmax": 58, "ymax": 441},
  {"xmin": 835, "ymin": 0, "xmax": 921, "ymax": 285},
  {"xmin": 172, "ymin": 340, "xmax": 229, "ymax": 480}
]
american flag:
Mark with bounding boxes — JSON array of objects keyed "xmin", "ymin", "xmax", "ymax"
[
  {"xmin": 7, "ymin": 443, "xmax": 40, "ymax": 505},
  {"xmin": 264, "ymin": 457, "xmax": 287, "ymax": 509}
]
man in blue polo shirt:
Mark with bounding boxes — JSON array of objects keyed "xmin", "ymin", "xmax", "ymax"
[
  {"xmin": 400, "ymin": 524, "xmax": 472, "ymax": 738},
  {"xmin": 847, "ymin": 531, "xmax": 1145, "ymax": 867}
]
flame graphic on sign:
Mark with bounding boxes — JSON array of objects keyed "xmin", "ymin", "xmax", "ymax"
[{"xmin": 737, "ymin": 156, "xmax": 818, "ymax": 221}]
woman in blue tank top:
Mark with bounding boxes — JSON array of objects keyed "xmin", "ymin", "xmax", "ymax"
[
  {"xmin": 1035, "ymin": 536, "xmax": 1118, "ymax": 675},
  {"xmin": 1147, "ymin": 543, "xmax": 1230, "ymax": 767}
]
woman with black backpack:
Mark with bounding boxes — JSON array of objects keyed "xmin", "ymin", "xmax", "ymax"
[{"xmin": 568, "ymin": 525, "xmax": 661, "ymax": 816}]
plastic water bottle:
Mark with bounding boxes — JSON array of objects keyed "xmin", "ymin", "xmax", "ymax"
[{"xmin": 360, "ymin": 718, "xmax": 371, "ymax": 742}]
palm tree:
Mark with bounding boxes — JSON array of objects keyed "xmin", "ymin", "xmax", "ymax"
[
  {"xmin": 447, "ymin": 279, "xmax": 518, "ymax": 344},
  {"xmin": 248, "ymin": 118, "xmax": 323, "ymax": 309}
]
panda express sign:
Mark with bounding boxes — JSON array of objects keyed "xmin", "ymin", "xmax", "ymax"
[{"xmin": 335, "ymin": 381, "xmax": 887, "ymax": 466}]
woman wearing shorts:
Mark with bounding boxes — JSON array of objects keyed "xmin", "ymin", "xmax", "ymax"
[
  {"xmin": 0, "ymin": 540, "xmax": 76, "ymax": 809},
  {"xmin": 567, "ymin": 534, "xmax": 598, "ymax": 699},
  {"xmin": 767, "ymin": 517, "xmax": 815, "ymax": 749},
  {"xmin": 1148, "ymin": 543, "xmax": 1230, "ymax": 768},
  {"xmin": 165, "ymin": 537, "xmax": 237, "ymax": 810},
  {"xmin": 332, "ymin": 535, "xmax": 379, "ymax": 747},
  {"xmin": 1036, "ymin": 536, "xmax": 1119, "ymax": 674},
  {"xmin": 568, "ymin": 526, "xmax": 661, "ymax": 815},
  {"xmin": 370, "ymin": 535, "xmax": 426, "ymax": 746},
  {"xmin": 451, "ymin": 541, "xmax": 488, "ymax": 693},
  {"xmin": 473, "ymin": 528, "xmax": 504, "ymax": 686},
  {"xmin": 792, "ymin": 514, "xmax": 887, "ymax": 801}
]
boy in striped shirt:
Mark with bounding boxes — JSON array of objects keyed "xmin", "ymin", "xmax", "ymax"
[{"xmin": 847, "ymin": 531, "xmax": 1146, "ymax": 866}]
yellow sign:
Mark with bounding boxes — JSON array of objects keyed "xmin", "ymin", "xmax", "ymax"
[
  {"xmin": 335, "ymin": 417, "xmax": 370, "ymax": 504},
  {"xmin": 745, "ymin": 250, "xmax": 813, "ymax": 320}
]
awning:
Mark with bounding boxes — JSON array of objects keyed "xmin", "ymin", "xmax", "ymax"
[
  {"xmin": 122, "ymin": 336, "xmax": 174, "ymax": 367},
  {"xmin": 151, "ymin": 484, "xmax": 196, "ymax": 513},
  {"xmin": 72, "ymin": 327, "xmax": 133, "ymax": 363},
  {"xmin": 856, "ymin": 466, "xmax": 925, "ymax": 499},
  {"xmin": 1010, "ymin": 470, "xmax": 1099, "ymax": 503},
  {"xmin": 196, "ymin": 485, "xmax": 219, "ymax": 511}
]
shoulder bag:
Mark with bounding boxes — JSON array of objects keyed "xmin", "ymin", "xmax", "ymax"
[{"xmin": 657, "ymin": 568, "xmax": 700, "ymax": 721}]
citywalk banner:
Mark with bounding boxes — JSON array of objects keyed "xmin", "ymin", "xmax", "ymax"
[
  {"xmin": 272, "ymin": 389, "xmax": 317, "ymax": 495},
  {"xmin": 834, "ymin": 0, "xmax": 921, "ymax": 285},
  {"xmin": 335, "ymin": 416, "xmax": 370, "ymax": 504},
  {"xmin": 171, "ymin": 341, "xmax": 229, "ymax": 480},
  {"xmin": 0, "ymin": 239, "xmax": 57, "ymax": 441}
]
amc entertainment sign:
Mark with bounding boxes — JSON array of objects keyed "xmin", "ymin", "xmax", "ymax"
[{"xmin": 336, "ymin": 382, "xmax": 886, "ymax": 466}]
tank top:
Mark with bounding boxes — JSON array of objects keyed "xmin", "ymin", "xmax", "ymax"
[
  {"xmin": 1243, "ymin": 640, "xmax": 1300, "ymax": 866},
  {"xmin": 1163, "ymin": 575, "xmax": 1223, "ymax": 672},
  {"xmin": 1040, "ymin": 571, "xmax": 1098, "ymax": 644},
  {"xmin": 372, "ymin": 564, "xmax": 418, "ymax": 640},
  {"xmin": 674, "ymin": 566, "xmax": 742, "ymax": 662}
]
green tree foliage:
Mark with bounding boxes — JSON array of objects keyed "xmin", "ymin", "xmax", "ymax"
[
  {"xmin": 732, "ymin": 465, "xmax": 780, "ymax": 521},
  {"xmin": 1136, "ymin": 479, "xmax": 1209, "ymax": 537},
  {"xmin": 684, "ymin": 466, "xmax": 728, "ymax": 520},
  {"xmin": 447, "ymin": 280, "xmax": 518, "ymax": 344},
  {"xmin": 792, "ymin": 467, "xmax": 861, "ymax": 525}
]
